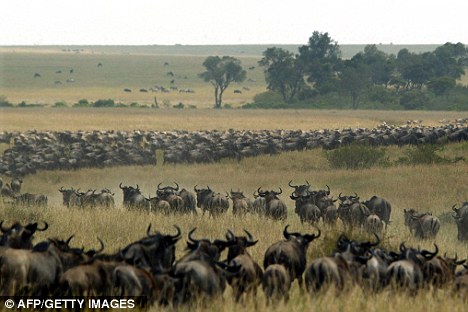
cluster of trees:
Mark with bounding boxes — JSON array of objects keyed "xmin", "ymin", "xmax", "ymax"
[
  {"xmin": 258, "ymin": 32, "xmax": 467, "ymax": 109},
  {"xmin": 200, "ymin": 32, "xmax": 467, "ymax": 110}
]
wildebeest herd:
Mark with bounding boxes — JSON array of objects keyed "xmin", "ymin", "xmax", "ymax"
[
  {"xmin": 0, "ymin": 122, "xmax": 467, "ymax": 177},
  {"xmin": 1, "ymin": 177, "xmax": 466, "ymax": 242},
  {"xmin": 1, "ymin": 219, "xmax": 468, "ymax": 307}
]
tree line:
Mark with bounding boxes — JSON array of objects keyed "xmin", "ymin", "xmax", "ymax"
[{"xmin": 200, "ymin": 32, "xmax": 468, "ymax": 110}]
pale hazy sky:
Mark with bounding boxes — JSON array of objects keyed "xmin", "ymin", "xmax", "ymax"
[{"xmin": 1, "ymin": 0, "xmax": 466, "ymax": 45}]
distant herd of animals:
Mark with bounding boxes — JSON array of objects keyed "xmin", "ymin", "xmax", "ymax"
[
  {"xmin": 1, "ymin": 177, "xmax": 467, "ymax": 242},
  {"xmin": 32, "ymin": 61, "xmax": 248, "ymax": 95},
  {"xmin": 1, "ymin": 213, "xmax": 468, "ymax": 305},
  {"xmin": 0, "ymin": 121, "xmax": 467, "ymax": 177}
]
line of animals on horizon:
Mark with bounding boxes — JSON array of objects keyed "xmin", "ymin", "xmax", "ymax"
[
  {"xmin": 1, "ymin": 220, "xmax": 468, "ymax": 307},
  {"xmin": 0, "ymin": 121, "xmax": 467, "ymax": 177},
  {"xmin": 1, "ymin": 178, "xmax": 467, "ymax": 242}
]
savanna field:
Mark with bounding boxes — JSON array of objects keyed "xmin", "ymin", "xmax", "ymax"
[{"xmin": 0, "ymin": 46, "xmax": 468, "ymax": 311}]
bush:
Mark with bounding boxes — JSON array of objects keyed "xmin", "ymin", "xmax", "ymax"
[
  {"xmin": 173, "ymin": 102, "xmax": 184, "ymax": 109},
  {"xmin": 326, "ymin": 144, "xmax": 389, "ymax": 169},
  {"xmin": 73, "ymin": 99, "xmax": 90, "ymax": 107},
  {"xmin": 396, "ymin": 145, "xmax": 451, "ymax": 165},
  {"xmin": 0, "ymin": 95, "xmax": 13, "ymax": 107},
  {"xmin": 93, "ymin": 99, "xmax": 115, "ymax": 107},
  {"xmin": 53, "ymin": 101, "xmax": 68, "ymax": 107}
]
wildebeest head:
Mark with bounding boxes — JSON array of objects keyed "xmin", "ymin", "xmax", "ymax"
[
  {"xmin": 282, "ymin": 225, "xmax": 321, "ymax": 248},
  {"xmin": 157, "ymin": 182, "xmax": 179, "ymax": 199},
  {"xmin": 257, "ymin": 187, "xmax": 282, "ymax": 202},
  {"xmin": 119, "ymin": 183, "xmax": 141, "ymax": 201},
  {"xmin": 288, "ymin": 180, "xmax": 311, "ymax": 197},
  {"xmin": 194, "ymin": 185, "xmax": 213, "ymax": 208},
  {"xmin": 59, "ymin": 186, "xmax": 80, "ymax": 206},
  {"xmin": 225, "ymin": 229, "xmax": 258, "ymax": 262},
  {"xmin": 183, "ymin": 227, "xmax": 235, "ymax": 262},
  {"xmin": 338, "ymin": 192, "xmax": 360, "ymax": 206},
  {"xmin": 0, "ymin": 220, "xmax": 48, "ymax": 249}
]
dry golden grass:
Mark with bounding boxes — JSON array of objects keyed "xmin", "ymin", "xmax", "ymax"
[{"xmin": 0, "ymin": 107, "xmax": 466, "ymax": 131}]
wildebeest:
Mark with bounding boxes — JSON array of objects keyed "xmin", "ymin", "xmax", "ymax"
[
  {"xmin": 59, "ymin": 187, "xmax": 82, "ymax": 207},
  {"xmin": 177, "ymin": 188, "xmax": 197, "ymax": 214},
  {"xmin": 123, "ymin": 88, "xmax": 132, "ymax": 93},
  {"xmin": 386, "ymin": 243, "xmax": 439, "ymax": 291},
  {"xmin": 157, "ymin": 183, "xmax": 185, "ymax": 214},
  {"xmin": 262, "ymin": 264, "xmax": 291, "ymax": 304},
  {"xmin": 338, "ymin": 193, "xmax": 371, "ymax": 229},
  {"xmin": 119, "ymin": 183, "xmax": 150, "ymax": 210},
  {"xmin": 363, "ymin": 196, "xmax": 392, "ymax": 228},
  {"xmin": 13, "ymin": 193, "xmax": 48, "ymax": 207},
  {"xmin": 0, "ymin": 220, "xmax": 48, "ymax": 249},
  {"xmin": 252, "ymin": 190, "xmax": 266, "ymax": 215},
  {"xmin": 364, "ymin": 214, "xmax": 384, "ymax": 235},
  {"xmin": 452, "ymin": 202, "xmax": 468, "ymax": 241},
  {"xmin": 224, "ymin": 229, "xmax": 262, "ymax": 302},
  {"xmin": 290, "ymin": 192, "xmax": 321, "ymax": 224},
  {"xmin": 257, "ymin": 187, "xmax": 287, "ymax": 220},
  {"xmin": 194, "ymin": 185, "xmax": 229, "ymax": 217},
  {"xmin": 264, "ymin": 225, "xmax": 321, "ymax": 287},
  {"xmin": 228, "ymin": 190, "xmax": 252, "ymax": 216},
  {"xmin": 403, "ymin": 208, "xmax": 440, "ymax": 239},
  {"xmin": 10, "ymin": 178, "xmax": 22, "ymax": 194},
  {"xmin": 304, "ymin": 254, "xmax": 350, "ymax": 293}
]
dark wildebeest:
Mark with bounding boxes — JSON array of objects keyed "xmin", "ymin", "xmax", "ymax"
[
  {"xmin": 119, "ymin": 183, "xmax": 150, "ymax": 210},
  {"xmin": 252, "ymin": 190, "xmax": 266, "ymax": 215},
  {"xmin": 0, "ymin": 221, "xmax": 48, "ymax": 249},
  {"xmin": 194, "ymin": 185, "xmax": 229, "ymax": 217},
  {"xmin": 263, "ymin": 225, "xmax": 321, "ymax": 288},
  {"xmin": 157, "ymin": 183, "xmax": 184, "ymax": 213},
  {"xmin": 172, "ymin": 228, "xmax": 238, "ymax": 305},
  {"xmin": 228, "ymin": 190, "xmax": 252, "ymax": 216},
  {"xmin": 262, "ymin": 264, "xmax": 291, "ymax": 304},
  {"xmin": 224, "ymin": 229, "xmax": 262, "ymax": 302},
  {"xmin": 338, "ymin": 193, "xmax": 371, "ymax": 229},
  {"xmin": 257, "ymin": 187, "xmax": 287, "ymax": 221},
  {"xmin": 386, "ymin": 243, "xmax": 439, "ymax": 291},
  {"xmin": 452, "ymin": 202, "xmax": 468, "ymax": 241},
  {"xmin": 290, "ymin": 192, "xmax": 321, "ymax": 224},
  {"xmin": 177, "ymin": 188, "xmax": 197, "ymax": 214},
  {"xmin": 13, "ymin": 193, "xmax": 48, "ymax": 207},
  {"xmin": 10, "ymin": 178, "xmax": 22, "ymax": 195},
  {"xmin": 403, "ymin": 208, "xmax": 440, "ymax": 239},
  {"xmin": 59, "ymin": 187, "xmax": 82, "ymax": 207},
  {"xmin": 423, "ymin": 253, "xmax": 466, "ymax": 288},
  {"xmin": 363, "ymin": 196, "xmax": 392, "ymax": 228}
]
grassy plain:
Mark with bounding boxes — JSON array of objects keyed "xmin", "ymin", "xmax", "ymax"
[
  {"xmin": 0, "ymin": 44, "xmax": 460, "ymax": 108},
  {"xmin": 1, "ymin": 144, "xmax": 467, "ymax": 311}
]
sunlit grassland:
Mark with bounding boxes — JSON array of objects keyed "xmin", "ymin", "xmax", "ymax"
[
  {"xmin": 0, "ymin": 142, "xmax": 467, "ymax": 311},
  {"xmin": 0, "ymin": 107, "xmax": 467, "ymax": 132}
]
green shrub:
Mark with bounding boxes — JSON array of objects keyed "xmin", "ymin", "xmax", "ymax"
[
  {"xmin": 73, "ymin": 99, "xmax": 90, "ymax": 107},
  {"xmin": 399, "ymin": 90, "xmax": 428, "ymax": 110},
  {"xmin": 53, "ymin": 101, "xmax": 68, "ymax": 107},
  {"xmin": 173, "ymin": 102, "xmax": 184, "ymax": 109},
  {"xmin": 396, "ymin": 145, "xmax": 451, "ymax": 165},
  {"xmin": 93, "ymin": 99, "xmax": 115, "ymax": 107},
  {"xmin": 0, "ymin": 95, "xmax": 13, "ymax": 107},
  {"xmin": 326, "ymin": 144, "xmax": 389, "ymax": 169}
]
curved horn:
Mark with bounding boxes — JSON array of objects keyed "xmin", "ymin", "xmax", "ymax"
[
  {"xmin": 338, "ymin": 192, "xmax": 345, "ymax": 201},
  {"xmin": 173, "ymin": 182, "xmax": 179, "ymax": 191},
  {"xmin": 283, "ymin": 225, "xmax": 291, "ymax": 239},
  {"xmin": 136, "ymin": 184, "xmax": 140, "ymax": 190},
  {"xmin": 352, "ymin": 192, "xmax": 358, "ymax": 198},
  {"xmin": 66, "ymin": 234, "xmax": 74, "ymax": 245},
  {"xmin": 326, "ymin": 185, "xmax": 330, "ymax": 195},
  {"xmin": 157, "ymin": 183, "xmax": 163, "ymax": 190},
  {"xmin": 170, "ymin": 225, "xmax": 181, "ymax": 240},
  {"xmin": 37, "ymin": 221, "xmax": 48, "ymax": 231},
  {"xmin": 59, "ymin": 186, "xmax": 65, "ymax": 192},
  {"xmin": 225, "ymin": 229, "xmax": 235, "ymax": 241},
  {"xmin": 290, "ymin": 193, "xmax": 300, "ymax": 200},
  {"xmin": 119, "ymin": 182, "xmax": 124, "ymax": 189},
  {"xmin": 188, "ymin": 228, "xmax": 199, "ymax": 243},
  {"xmin": 194, "ymin": 185, "xmax": 199, "ymax": 192},
  {"xmin": 244, "ymin": 229, "xmax": 254, "ymax": 242},
  {"xmin": 421, "ymin": 244, "xmax": 439, "ymax": 259},
  {"xmin": 147, "ymin": 224, "xmax": 153, "ymax": 236},
  {"xmin": 276, "ymin": 187, "xmax": 282, "ymax": 195},
  {"xmin": 306, "ymin": 180, "xmax": 310, "ymax": 186},
  {"xmin": 452, "ymin": 204, "xmax": 459, "ymax": 212},
  {"xmin": 257, "ymin": 187, "xmax": 266, "ymax": 196},
  {"xmin": 288, "ymin": 180, "xmax": 298, "ymax": 188},
  {"xmin": 95, "ymin": 238, "xmax": 105, "ymax": 253}
]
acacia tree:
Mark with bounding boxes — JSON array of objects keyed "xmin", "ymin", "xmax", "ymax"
[
  {"xmin": 199, "ymin": 56, "xmax": 246, "ymax": 109},
  {"xmin": 258, "ymin": 47, "xmax": 305, "ymax": 103}
]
